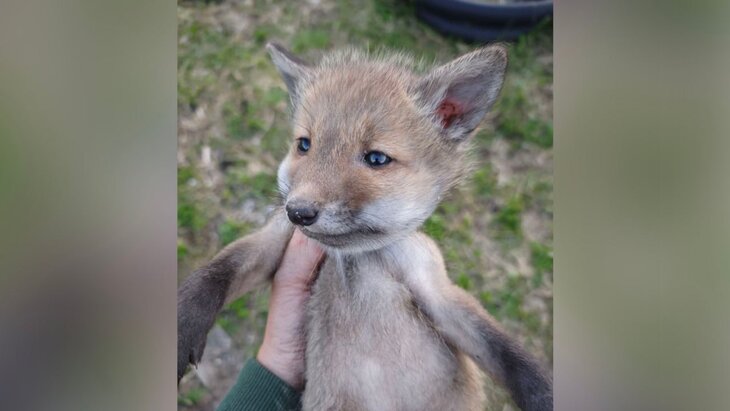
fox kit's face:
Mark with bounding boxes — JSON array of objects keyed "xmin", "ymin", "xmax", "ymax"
[{"xmin": 268, "ymin": 44, "xmax": 507, "ymax": 252}]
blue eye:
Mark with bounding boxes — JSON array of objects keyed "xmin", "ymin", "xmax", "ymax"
[
  {"xmin": 364, "ymin": 151, "xmax": 392, "ymax": 167},
  {"xmin": 297, "ymin": 137, "xmax": 311, "ymax": 153}
]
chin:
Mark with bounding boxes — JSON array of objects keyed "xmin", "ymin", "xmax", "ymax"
[{"xmin": 300, "ymin": 227, "xmax": 400, "ymax": 254}]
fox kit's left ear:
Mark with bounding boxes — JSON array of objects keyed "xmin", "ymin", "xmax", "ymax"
[
  {"xmin": 413, "ymin": 45, "xmax": 508, "ymax": 141},
  {"xmin": 266, "ymin": 42, "xmax": 311, "ymax": 105}
]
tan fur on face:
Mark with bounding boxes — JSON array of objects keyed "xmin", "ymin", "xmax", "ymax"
[
  {"xmin": 292, "ymin": 50, "xmax": 471, "ymax": 191},
  {"xmin": 279, "ymin": 50, "xmax": 476, "ymax": 251}
]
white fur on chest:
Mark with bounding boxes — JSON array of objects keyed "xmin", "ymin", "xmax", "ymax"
[{"xmin": 302, "ymin": 236, "xmax": 479, "ymax": 411}]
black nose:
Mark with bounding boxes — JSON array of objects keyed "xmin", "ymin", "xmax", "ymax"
[{"xmin": 286, "ymin": 204, "xmax": 319, "ymax": 226}]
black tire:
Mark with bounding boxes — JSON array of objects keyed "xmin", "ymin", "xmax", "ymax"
[
  {"xmin": 416, "ymin": 6, "xmax": 536, "ymax": 42},
  {"xmin": 417, "ymin": 0, "xmax": 553, "ymax": 25}
]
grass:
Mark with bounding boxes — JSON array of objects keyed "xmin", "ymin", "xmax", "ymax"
[
  {"xmin": 177, "ymin": 386, "xmax": 206, "ymax": 407},
  {"xmin": 218, "ymin": 218, "xmax": 253, "ymax": 246},
  {"xmin": 177, "ymin": 202, "xmax": 206, "ymax": 232},
  {"xmin": 292, "ymin": 29, "xmax": 331, "ymax": 53},
  {"xmin": 496, "ymin": 196, "xmax": 524, "ymax": 235},
  {"xmin": 177, "ymin": 1, "xmax": 552, "ymax": 409},
  {"xmin": 472, "ymin": 164, "xmax": 497, "ymax": 198}
]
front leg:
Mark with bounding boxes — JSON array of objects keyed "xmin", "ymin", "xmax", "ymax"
[
  {"xmin": 401, "ymin": 234, "xmax": 553, "ymax": 411},
  {"xmin": 177, "ymin": 209, "xmax": 293, "ymax": 382},
  {"xmin": 427, "ymin": 286, "xmax": 552, "ymax": 411}
]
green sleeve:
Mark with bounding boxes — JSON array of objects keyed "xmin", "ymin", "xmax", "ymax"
[{"xmin": 217, "ymin": 358, "xmax": 301, "ymax": 411}]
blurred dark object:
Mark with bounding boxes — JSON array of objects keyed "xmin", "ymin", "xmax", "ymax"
[{"xmin": 415, "ymin": 0, "xmax": 552, "ymax": 42}]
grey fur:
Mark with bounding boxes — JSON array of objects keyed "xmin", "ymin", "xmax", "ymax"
[{"xmin": 267, "ymin": 42, "xmax": 312, "ymax": 106}]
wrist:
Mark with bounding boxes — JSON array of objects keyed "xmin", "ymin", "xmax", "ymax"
[{"xmin": 257, "ymin": 343, "xmax": 304, "ymax": 390}]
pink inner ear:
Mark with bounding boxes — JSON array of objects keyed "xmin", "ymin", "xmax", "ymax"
[{"xmin": 436, "ymin": 99, "xmax": 462, "ymax": 128}]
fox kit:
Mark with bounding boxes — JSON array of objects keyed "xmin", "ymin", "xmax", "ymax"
[{"xmin": 178, "ymin": 43, "xmax": 552, "ymax": 411}]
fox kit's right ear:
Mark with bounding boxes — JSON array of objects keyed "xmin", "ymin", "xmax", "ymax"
[
  {"xmin": 266, "ymin": 42, "xmax": 311, "ymax": 105},
  {"xmin": 412, "ymin": 45, "xmax": 508, "ymax": 141}
]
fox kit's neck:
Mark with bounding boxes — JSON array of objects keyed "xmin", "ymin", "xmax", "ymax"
[{"xmin": 325, "ymin": 231, "xmax": 440, "ymax": 287}]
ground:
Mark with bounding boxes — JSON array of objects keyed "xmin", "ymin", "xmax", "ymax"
[{"xmin": 177, "ymin": 1, "xmax": 553, "ymax": 409}]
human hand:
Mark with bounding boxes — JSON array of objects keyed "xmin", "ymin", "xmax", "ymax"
[{"xmin": 256, "ymin": 229, "xmax": 324, "ymax": 390}]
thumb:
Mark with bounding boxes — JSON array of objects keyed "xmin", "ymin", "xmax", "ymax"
[{"xmin": 275, "ymin": 229, "xmax": 325, "ymax": 286}]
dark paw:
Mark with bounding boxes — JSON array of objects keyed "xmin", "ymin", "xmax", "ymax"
[
  {"xmin": 177, "ymin": 309, "xmax": 211, "ymax": 382},
  {"xmin": 177, "ymin": 282, "xmax": 223, "ymax": 383}
]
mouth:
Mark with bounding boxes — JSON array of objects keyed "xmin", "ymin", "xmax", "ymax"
[{"xmin": 299, "ymin": 226, "xmax": 386, "ymax": 247}]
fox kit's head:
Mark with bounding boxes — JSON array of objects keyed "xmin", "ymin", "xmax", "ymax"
[{"xmin": 267, "ymin": 43, "xmax": 507, "ymax": 252}]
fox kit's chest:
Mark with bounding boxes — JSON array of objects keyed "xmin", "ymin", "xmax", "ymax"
[{"xmin": 301, "ymin": 243, "xmax": 483, "ymax": 411}]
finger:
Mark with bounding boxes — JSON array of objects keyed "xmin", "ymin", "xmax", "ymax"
[{"xmin": 278, "ymin": 230, "xmax": 325, "ymax": 281}]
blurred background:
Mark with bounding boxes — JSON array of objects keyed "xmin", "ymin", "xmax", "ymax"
[{"xmin": 177, "ymin": 1, "xmax": 553, "ymax": 409}]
